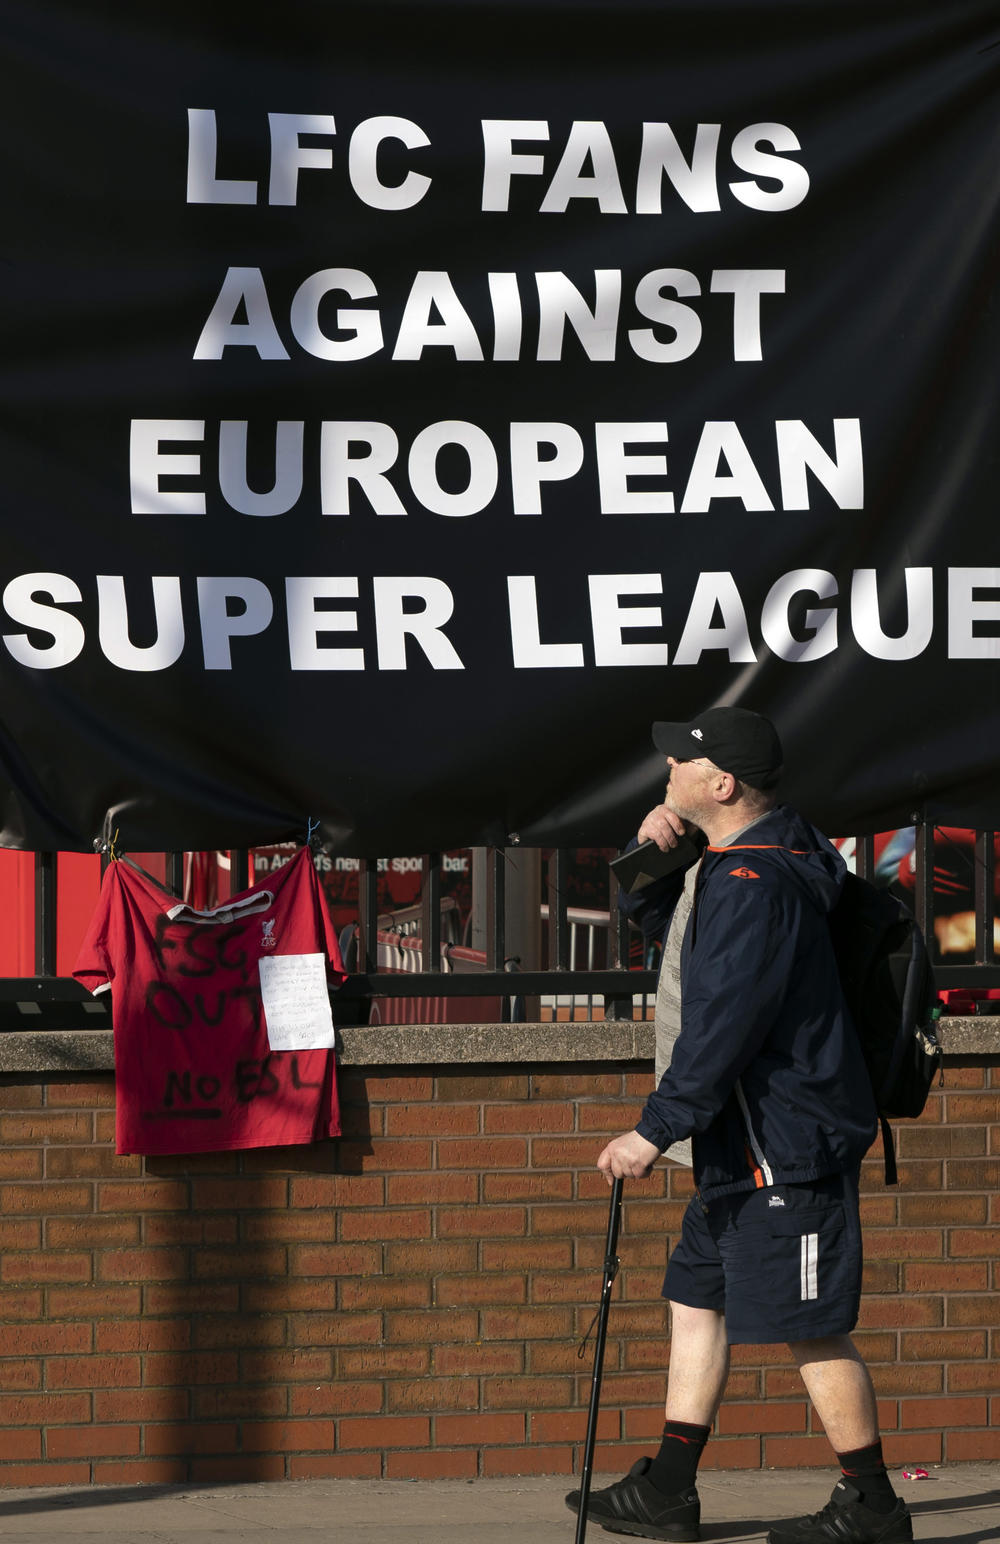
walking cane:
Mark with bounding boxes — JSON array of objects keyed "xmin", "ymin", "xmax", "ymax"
[{"xmin": 575, "ymin": 1174, "xmax": 624, "ymax": 1544}]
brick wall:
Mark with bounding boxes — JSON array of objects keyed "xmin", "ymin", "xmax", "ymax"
[{"xmin": 0, "ymin": 1060, "xmax": 998, "ymax": 1486}]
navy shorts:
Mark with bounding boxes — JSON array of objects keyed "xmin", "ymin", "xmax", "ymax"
[{"xmin": 662, "ymin": 1169, "xmax": 863, "ymax": 1345}]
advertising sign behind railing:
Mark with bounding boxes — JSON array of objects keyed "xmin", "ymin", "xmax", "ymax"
[{"xmin": 2, "ymin": 4, "xmax": 998, "ymax": 853}]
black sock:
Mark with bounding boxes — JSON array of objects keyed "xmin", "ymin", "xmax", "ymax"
[
  {"xmin": 837, "ymin": 1440, "xmax": 898, "ymax": 1514},
  {"xmin": 645, "ymin": 1420, "xmax": 711, "ymax": 1495}
]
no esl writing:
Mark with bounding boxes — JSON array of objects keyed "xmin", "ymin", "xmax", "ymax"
[{"xmin": 72, "ymin": 848, "xmax": 345, "ymax": 1156}]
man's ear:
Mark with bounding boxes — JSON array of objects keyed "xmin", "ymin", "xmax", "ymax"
[{"xmin": 713, "ymin": 770, "xmax": 738, "ymax": 804}]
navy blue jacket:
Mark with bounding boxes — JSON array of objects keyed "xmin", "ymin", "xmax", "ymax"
[{"xmin": 624, "ymin": 804, "xmax": 876, "ymax": 1201}]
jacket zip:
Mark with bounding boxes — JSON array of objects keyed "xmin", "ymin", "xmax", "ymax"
[{"xmin": 734, "ymin": 1078, "xmax": 774, "ymax": 1187}]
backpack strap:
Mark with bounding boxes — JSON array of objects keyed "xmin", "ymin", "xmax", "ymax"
[{"xmin": 880, "ymin": 1113, "xmax": 898, "ymax": 1186}]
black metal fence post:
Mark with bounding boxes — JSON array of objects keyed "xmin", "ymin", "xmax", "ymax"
[{"xmin": 34, "ymin": 852, "xmax": 56, "ymax": 977}]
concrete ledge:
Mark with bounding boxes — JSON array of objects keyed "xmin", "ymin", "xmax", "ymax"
[
  {"xmin": 0, "ymin": 1018, "xmax": 997, "ymax": 1074},
  {"xmin": 931, "ymin": 1017, "xmax": 1000, "ymax": 1056},
  {"xmin": 0, "ymin": 1030, "xmax": 116, "ymax": 1074},
  {"xmin": 337, "ymin": 1020, "xmax": 655, "ymax": 1065}
]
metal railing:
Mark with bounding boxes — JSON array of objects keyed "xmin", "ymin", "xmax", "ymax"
[
  {"xmin": 2, "ymin": 827, "xmax": 998, "ymax": 1032},
  {"xmin": 349, "ymin": 845, "xmax": 652, "ymax": 1023},
  {"xmin": 851, "ymin": 828, "xmax": 999, "ymax": 983}
]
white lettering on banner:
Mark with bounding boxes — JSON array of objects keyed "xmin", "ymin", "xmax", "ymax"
[
  {"xmin": 502, "ymin": 567, "xmax": 995, "ymax": 669},
  {"xmin": 0, "ymin": 575, "xmax": 465, "ymax": 673},
  {"xmin": 347, "ymin": 116, "xmax": 433, "ymax": 210},
  {"xmin": 539, "ymin": 121, "xmax": 629, "ymax": 214},
  {"xmin": 536, "ymin": 270, "xmax": 622, "ymax": 361},
  {"xmin": 1, "ymin": 574, "xmax": 86, "ymax": 668},
  {"xmin": 130, "ymin": 420, "xmax": 207, "ymax": 514},
  {"xmin": 407, "ymin": 423, "xmax": 498, "ymax": 517},
  {"xmin": 219, "ymin": 421, "xmax": 304, "ymax": 517},
  {"xmin": 287, "ymin": 268, "xmax": 384, "ymax": 361},
  {"xmin": 710, "ymin": 271, "xmax": 787, "ymax": 362},
  {"xmin": 191, "ymin": 265, "xmax": 785, "ymax": 364},
  {"xmin": 286, "ymin": 577, "xmax": 364, "ymax": 671},
  {"xmin": 506, "ymin": 577, "xmax": 585, "ymax": 668},
  {"xmin": 509, "ymin": 424, "xmax": 585, "ymax": 515},
  {"xmin": 197, "ymin": 576, "xmax": 274, "ymax": 670},
  {"xmin": 321, "ymin": 422, "xmax": 407, "ymax": 516},
  {"xmin": 681, "ymin": 423, "xmax": 774, "ymax": 513},
  {"xmin": 629, "ymin": 268, "xmax": 703, "ymax": 363},
  {"xmin": 480, "ymin": 119, "xmax": 809, "ymax": 213},
  {"xmin": 760, "ymin": 569, "xmax": 839, "ymax": 662},
  {"xmin": 594, "ymin": 424, "xmax": 672, "ymax": 514},
  {"xmin": 186, "ymin": 109, "xmax": 257, "ymax": 205},
  {"xmin": 393, "ymin": 273, "xmax": 486, "ymax": 361},
  {"xmin": 130, "ymin": 416, "xmax": 860, "ymax": 517},
  {"xmin": 193, "ymin": 269, "xmax": 291, "ymax": 361},
  {"xmin": 186, "ymin": 109, "xmax": 432, "ymax": 209},
  {"xmin": 267, "ymin": 113, "xmax": 338, "ymax": 206},
  {"xmin": 371, "ymin": 577, "xmax": 465, "ymax": 670},
  {"xmin": 588, "ymin": 574, "xmax": 669, "ymax": 666},
  {"xmin": 948, "ymin": 568, "xmax": 1000, "ymax": 659},
  {"xmin": 673, "ymin": 572, "xmax": 756, "ymax": 666},
  {"xmin": 480, "ymin": 120, "xmax": 549, "ymax": 210},
  {"xmin": 728, "ymin": 123, "xmax": 811, "ymax": 211},
  {"xmin": 284, "ymin": 575, "xmax": 465, "ymax": 671},
  {"xmin": 97, "ymin": 576, "xmax": 185, "ymax": 671},
  {"xmin": 3, "ymin": 569, "xmax": 996, "ymax": 673},
  {"xmin": 775, "ymin": 419, "xmax": 864, "ymax": 510},
  {"xmin": 488, "ymin": 272, "xmax": 524, "ymax": 360},
  {"xmin": 635, "ymin": 124, "xmax": 723, "ymax": 214},
  {"xmin": 851, "ymin": 568, "xmax": 934, "ymax": 661}
]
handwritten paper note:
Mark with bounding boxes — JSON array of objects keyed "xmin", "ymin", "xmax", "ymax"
[{"xmin": 259, "ymin": 953, "xmax": 335, "ymax": 1051}]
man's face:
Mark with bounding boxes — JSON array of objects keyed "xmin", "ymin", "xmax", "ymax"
[{"xmin": 663, "ymin": 755, "xmax": 720, "ymax": 827}]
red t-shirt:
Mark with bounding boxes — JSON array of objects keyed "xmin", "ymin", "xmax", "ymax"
[{"xmin": 74, "ymin": 848, "xmax": 347, "ymax": 1156}]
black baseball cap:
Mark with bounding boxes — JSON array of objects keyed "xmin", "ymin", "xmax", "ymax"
[{"xmin": 651, "ymin": 707, "xmax": 783, "ymax": 790}]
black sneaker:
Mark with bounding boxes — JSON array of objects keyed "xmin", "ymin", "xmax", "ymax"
[
  {"xmin": 565, "ymin": 1456, "xmax": 701, "ymax": 1542},
  {"xmin": 766, "ymin": 1478, "xmax": 913, "ymax": 1543}
]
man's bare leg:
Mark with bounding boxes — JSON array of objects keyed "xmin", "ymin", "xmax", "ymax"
[
  {"xmin": 766, "ymin": 1334, "xmax": 911, "ymax": 1541},
  {"xmin": 665, "ymin": 1302, "xmax": 730, "ymax": 1424},
  {"xmin": 611, "ymin": 1301, "xmax": 730, "ymax": 1508},
  {"xmin": 788, "ymin": 1334, "xmax": 878, "ymax": 1450},
  {"xmin": 565, "ymin": 1302, "xmax": 723, "ymax": 1537}
]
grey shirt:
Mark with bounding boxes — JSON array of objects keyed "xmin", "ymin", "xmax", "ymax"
[{"xmin": 653, "ymin": 813, "xmax": 770, "ymax": 1166}]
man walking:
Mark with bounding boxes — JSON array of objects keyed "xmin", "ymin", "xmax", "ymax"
[{"xmin": 567, "ymin": 707, "xmax": 911, "ymax": 1544}]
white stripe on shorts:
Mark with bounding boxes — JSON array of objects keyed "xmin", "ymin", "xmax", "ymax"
[{"xmin": 800, "ymin": 1233, "xmax": 818, "ymax": 1300}]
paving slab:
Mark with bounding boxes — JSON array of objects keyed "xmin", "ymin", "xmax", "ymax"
[{"xmin": 0, "ymin": 1467, "xmax": 995, "ymax": 1544}]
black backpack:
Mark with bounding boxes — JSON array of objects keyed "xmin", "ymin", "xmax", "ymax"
[{"xmin": 828, "ymin": 872, "xmax": 941, "ymax": 1184}]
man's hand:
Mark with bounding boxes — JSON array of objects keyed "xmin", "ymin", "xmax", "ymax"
[
  {"xmin": 637, "ymin": 803, "xmax": 689, "ymax": 851},
  {"xmin": 597, "ymin": 1129, "xmax": 661, "ymax": 1183}
]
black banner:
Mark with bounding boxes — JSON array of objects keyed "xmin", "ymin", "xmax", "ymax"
[{"xmin": 2, "ymin": 3, "xmax": 999, "ymax": 852}]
